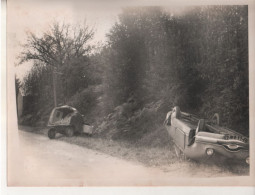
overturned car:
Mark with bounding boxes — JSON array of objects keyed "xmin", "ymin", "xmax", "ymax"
[
  {"xmin": 164, "ymin": 106, "xmax": 249, "ymax": 164},
  {"xmin": 47, "ymin": 105, "xmax": 93, "ymax": 139}
]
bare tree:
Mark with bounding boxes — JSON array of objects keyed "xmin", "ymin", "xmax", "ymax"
[
  {"xmin": 19, "ymin": 22, "xmax": 94, "ymax": 67},
  {"xmin": 19, "ymin": 22, "xmax": 95, "ymax": 106}
]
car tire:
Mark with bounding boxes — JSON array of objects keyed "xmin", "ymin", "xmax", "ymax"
[
  {"xmin": 173, "ymin": 106, "xmax": 181, "ymax": 119},
  {"xmin": 65, "ymin": 127, "xmax": 74, "ymax": 137},
  {"xmin": 48, "ymin": 128, "xmax": 56, "ymax": 139},
  {"xmin": 212, "ymin": 113, "xmax": 220, "ymax": 125}
]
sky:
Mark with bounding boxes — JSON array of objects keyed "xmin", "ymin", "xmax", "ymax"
[
  {"xmin": 8, "ymin": 0, "xmax": 199, "ymax": 81},
  {"xmin": 7, "ymin": 0, "xmax": 122, "ymax": 80},
  {"xmin": 7, "ymin": 0, "xmax": 240, "ymax": 80}
]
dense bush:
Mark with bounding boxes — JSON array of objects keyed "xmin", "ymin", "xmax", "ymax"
[
  {"xmin": 98, "ymin": 6, "xmax": 249, "ymax": 136},
  {"xmin": 19, "ymin": 6, "xmax": 249, "ymax": 138}
]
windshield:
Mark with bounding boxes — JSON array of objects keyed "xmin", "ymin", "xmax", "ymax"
[{"xmin": 48, "ymin": 107, "xmax": 75, "ymax": 124}]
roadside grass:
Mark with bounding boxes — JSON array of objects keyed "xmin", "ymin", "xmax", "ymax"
[
  {"xmin": 18, "ymin": 125, "xmax": 178, "ymax": 166},
  {"xmin": 18, "ymin": 125, "xmax": 249, "ymax": 176},
  {"xmin": 60, "ymin": 134, "xmax": 179, "ymax": 167}
]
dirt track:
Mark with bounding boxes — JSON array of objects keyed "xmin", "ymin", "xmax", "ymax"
[{"xmin": 8, "ymin": 127, "xmax": 250, "ymax": 186}]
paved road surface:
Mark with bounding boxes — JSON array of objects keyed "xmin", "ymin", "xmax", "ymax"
[{"xmin": 7, "ymin": 130, "xmax": 249, "ymax": 186}]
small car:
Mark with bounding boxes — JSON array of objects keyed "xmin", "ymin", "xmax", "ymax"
[
  {"xmin": 164, "ymin": 106, "xmax": 249, "ymax": 164},
  {"xmin": 47, "ymin": 105, "xmax": 93, "ymax": 139}
]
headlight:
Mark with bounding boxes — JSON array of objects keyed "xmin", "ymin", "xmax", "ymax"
[{"xmin": 206, "ymin": 148, "xmax": 214, "ymax": 156}]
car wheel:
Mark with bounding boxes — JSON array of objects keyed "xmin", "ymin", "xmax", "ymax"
[
  {"xmin": 212, "ymin": 113, "xmax": 220, "ymax": 125},
  {"xmin": 65, "ymin": 127, "xmax": 74, "ymax": 137},
  {"xmin": 48, "ymin": 128, "xmax": 56, "ymax": 139},
  {"xmin": 173, "ymin": 106, "xmax": 181, "ymax": 119}
]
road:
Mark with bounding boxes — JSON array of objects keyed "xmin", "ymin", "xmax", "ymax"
[{"xmin": 7, "ymin": 130, "xmax": 250, "ymax": 186}]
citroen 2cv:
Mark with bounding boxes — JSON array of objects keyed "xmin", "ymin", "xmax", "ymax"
[
  {"xmin": 47, "ymin": 105, "xmax": 93, "ymax": 139},
  {"xmin": 164, "ymin": 106, "xmax": 249, "ymax": 164}
]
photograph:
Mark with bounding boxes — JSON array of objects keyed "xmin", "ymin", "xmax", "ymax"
[{"xmin": 4, "ymin": 0, "xmax": 255, "ymax": 187}]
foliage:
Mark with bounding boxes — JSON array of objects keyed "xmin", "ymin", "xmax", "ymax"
[
  {"xmin": 20, "ymin": 22, "xmax": 95, "ymax": 104},
  {"xmin": 66, "ymin": 86, "xmax": 100, "ymax": 123},
  {"xmin": 19, "ymin": 6, "xmax": 249, "ymax": 137},
  {"xmin": 19, "ymin": 22, "xmax": 94, "ymax": 67},
  {"xmin": 22, "ymin": 64, "xmax": 53, "ymax": 115},
  {"xmin": 98, "ymin": 5, "xmax": 249, "ymax": 135}
]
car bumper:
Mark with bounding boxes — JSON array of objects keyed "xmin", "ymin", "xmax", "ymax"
[{"xmin": 184, "ymin": 140, "xmax": 249, "ymax": 164}]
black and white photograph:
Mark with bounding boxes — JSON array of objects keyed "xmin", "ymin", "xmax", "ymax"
[{"xmin": 4, "ymin": 0, "xmax": 255, "ymax": 188}]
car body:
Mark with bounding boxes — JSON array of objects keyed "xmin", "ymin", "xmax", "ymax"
[
  {"xmin": 164, "ymin": 106, "xmax": 249, "ymax": 164},
  {"xmin": 47, "ymin": 105, "xmax": 93, "ymax": 139}
]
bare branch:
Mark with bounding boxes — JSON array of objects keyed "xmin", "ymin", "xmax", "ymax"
[{"xmin": 18, "ymin": 21, "xmax": 94, "ymax": 69}]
